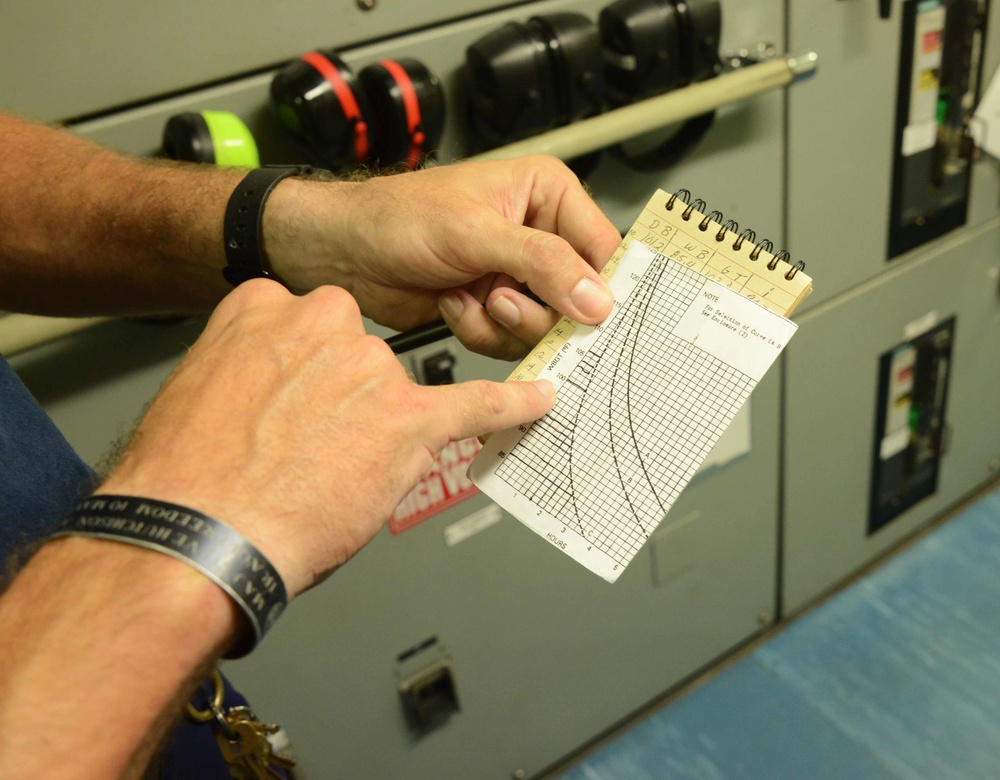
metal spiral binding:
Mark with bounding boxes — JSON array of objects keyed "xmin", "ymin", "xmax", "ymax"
[
  {"xmin": 734, "ymin": 228, "xmax": 755, "ymax": 251},
  {"xmin": 784, "ymin": 260, "xmax": 806, "ymax": 280},
  {"xmin": 717, "ymin": 219, "xmax": 739, "ymax": 243},
  {"xmin": 665, "ymin": 189, "xmax": 690, "ymax": 210},
  {"xmin": 681, "ymin": 198, "xmax": 706, "ymax": 220},
  {"xmin": 665, "ymin": 188, "xmax": 807, "ymax": 279},
  {"xmin": 699, "ymin": 210, "xmax": 724, "ymax": 232},
  {"xmin": 749, "ymin": 238, "xmax": 773, "ymax": 261},
  {"xmin": 768, "ymin": 249, "xmax": 789, "ymax": 271}
]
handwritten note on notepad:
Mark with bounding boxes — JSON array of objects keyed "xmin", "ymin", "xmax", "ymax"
[
  {"xmin": 469, "ymin": 190, "xmax": 812, "ymax": 581},
  {"xmin": 506, "ymin": 189, "xmax": 811, "ymax": 383}
]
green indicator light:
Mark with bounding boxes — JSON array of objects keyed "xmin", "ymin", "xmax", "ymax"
[{"xmin": 909, "ymin": 408, "xmax": 921, "ymax": 430}]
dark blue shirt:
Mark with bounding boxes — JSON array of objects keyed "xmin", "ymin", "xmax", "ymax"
[
  {"xmin": 0, "ymin": 356, "xmax": 96, "ymax": 562},
  {"xmin": 0, "ymin": 355, "xmax": 263, "ymax": 779}
]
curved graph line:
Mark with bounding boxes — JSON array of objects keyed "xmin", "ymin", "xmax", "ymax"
[
  {"xmin": 563, "ymin": 256, "xmax": 673, "ymax": 556},
  {"xmin": 608, "ymin": 306, "xmax": 644, "ymax": 536},
  {"xmin": 487, "ymin": 247, "xmax": 775, "ymax": 577},
  {"xmin": 608, "ymin": 268, "xmax": 659, "ymax": 539},
  {"xmin": 625, "ymin": 257, "xmax": 670, "ymax": 518},
  {"xmin": 567, "ymin": 309, "xmax": 630, "ymax": 547}
]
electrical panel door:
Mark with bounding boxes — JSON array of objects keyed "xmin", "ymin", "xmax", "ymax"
[
  {"xmin": 787, "ymin": 0, "xmax": 999, "ymax": 310},
  {"xmin": 783, "ymin": 222, "xmax": 1000, "ymax": 615}
]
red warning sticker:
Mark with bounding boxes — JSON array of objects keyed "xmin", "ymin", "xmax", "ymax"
[{"xmin": 390, "ymin": 437, "xmax": 482, "ymax": 535}]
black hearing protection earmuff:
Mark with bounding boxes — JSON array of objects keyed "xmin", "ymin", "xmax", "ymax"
[
  {"xmin": 270, "ymin": 49, "xmax": 445, "ymax": 172},
  {"xmin": 601, "ymin": 0, "xmax": 681, "ymax": 105},
  {"xmin": 677, "ymin": 0, "xmax": 723, "ymax": 85},
  {"xmin": 464, "ymin": 13, "xmax": 605, "ymax": 153},
  {"xmin": 601, "ymin": 0, "xmax": 721, "ymax": 101},
  {"xmin": 358, "ymin": 59, "xmax": 446, "ymax": 171},
  {"xmin": 270, "ymin": 50, "xmax": 374, "ymax": 171},
  {"xmin": 599, "ymin": 0, "xmax": 722, "ymax": 170},
  {"xmin": 161, "ymin": 111, "xmax": 260, "ymax": 168}
]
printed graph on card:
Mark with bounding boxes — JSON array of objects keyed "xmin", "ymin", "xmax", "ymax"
[{"xmin": 470, "ymin": 242, "xmax": 798, "ymax": 581}]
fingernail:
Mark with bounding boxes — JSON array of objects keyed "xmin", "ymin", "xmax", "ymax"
[
  {"xmin": 439, "ymin": 292, "xmax": 464, "ymax": 321},
  {"xmin": 570, "ymin": 277, "xmax": 613, "ymax": 319},
  {"xmin": 487, "ymin": 295, "xmax": 521, "ymax": 327},
  {"xmin": 535, "ymin": 379, "xmax": 556, "ymax": 400}
]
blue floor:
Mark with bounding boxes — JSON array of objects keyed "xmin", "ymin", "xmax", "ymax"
[{"xmin": 553, "ymin": 484, "xmax": 1000, "ymax": 780}]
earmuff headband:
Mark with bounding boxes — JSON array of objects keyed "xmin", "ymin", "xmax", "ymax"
[
  {"xmin": 377, "ymin": 59, "xmax": 425, "ymax": 169},
  {"xmin": 300, "ymin": 50, "xmax": 370, "ymax": 161}
]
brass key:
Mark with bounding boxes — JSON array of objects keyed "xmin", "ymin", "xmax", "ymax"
[
  {"xmin": 186, "ymin": 669, "xmax": 297, "ymax": 779},
  {"xmin": 216, "ymin": 706, "xmax": 296, "ymax": 779},
  {"xmin": 238, "ymin": 717, "xmax": 298, "ymax": 777},
  {"xmin": 214, "ymin": 715, "xmax": 269, "ymax": 779}
]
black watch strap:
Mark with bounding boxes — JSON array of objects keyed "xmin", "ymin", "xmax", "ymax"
[{"xmin": 222, "ymin": 165, "xmax": 312, "ymax": 287}]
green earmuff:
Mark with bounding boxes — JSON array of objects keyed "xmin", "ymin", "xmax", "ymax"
[{"xmin": 162, "ymin": 110, "xmax": 260, "ymax": 168}]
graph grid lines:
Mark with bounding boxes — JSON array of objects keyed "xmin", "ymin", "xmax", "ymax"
[{"xmin": 493, "ymin": 255, "xmax": 756, "ymax": 567}]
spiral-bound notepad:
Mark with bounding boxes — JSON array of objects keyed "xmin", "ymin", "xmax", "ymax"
[
  {"xmin": 470, "ymin": 190, "xmax": 813, "ymax": 581},
  {"xmin": 505, "ymin": 189, "xmax": 812, "ymax": 383}
]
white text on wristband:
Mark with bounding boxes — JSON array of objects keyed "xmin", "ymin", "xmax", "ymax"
[{"xmin": 54, "ymin": 495, "xmax": 288, "ymax": 658}]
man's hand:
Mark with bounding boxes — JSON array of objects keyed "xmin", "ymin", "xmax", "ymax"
[
  {"xmin": 98, "ymin": 280, "xmax": 556, "ymax": 597},
  {"xmin": 0, "ymin": 280, "xmax": 557, "ymax": 779},
  {"xmin": 264, "ymin": 156, "xmax": 622, "ymax": 360}
]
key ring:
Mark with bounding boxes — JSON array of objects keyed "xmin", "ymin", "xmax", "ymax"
[{"xmin": 185, "ymin": 667, "xmax": 238, "ymax": 741}]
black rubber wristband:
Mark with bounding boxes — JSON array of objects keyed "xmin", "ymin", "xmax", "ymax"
[
  {"xmin": 54, "ymin": 495, "xmax": 288, "ymax": 658},
  {"xmin": 222, "ymin": 165, "xmax": 312, "ymax": 287}
]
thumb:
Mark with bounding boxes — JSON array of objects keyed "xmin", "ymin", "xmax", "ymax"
[{"xmin": 481, "ymin": 221, "xmax": 615, "ymax": 325}]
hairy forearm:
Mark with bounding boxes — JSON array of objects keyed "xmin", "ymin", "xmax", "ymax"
[
  {"xmin": 0, "ymin": 114, "xmax": 241, "ymax": 315},
  {"xmin": 0, "ymin": 536, "xmax": 240, "ymax": 779}
]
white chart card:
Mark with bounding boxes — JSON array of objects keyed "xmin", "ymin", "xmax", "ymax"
[{"xmin": 469, "ymin": 243, "xmax": 797, "ymax": 582}]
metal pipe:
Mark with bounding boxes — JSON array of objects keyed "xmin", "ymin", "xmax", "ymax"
[
  {"xmin": 469, "ymin": 53, "xmax": 818, "ymax": 163},
  {"xmin": 0, "ymin": 53, "xmax": 818, "ymax": 358}
]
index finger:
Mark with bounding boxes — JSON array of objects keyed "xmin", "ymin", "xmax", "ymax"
[
  {"xmin": 491, "ymin": 225, "xmax": 615, "ymax": 325},
  {"xmin": 423, "ymin": 379, "xmax": 556, "ymax": 443},
  {"xmin": 521, "ymin": 157, "xmax": 622, "ymax": 272},
  {"xmin": 489, "ymin": 157, "xmax": 620, "ymax": 324}
]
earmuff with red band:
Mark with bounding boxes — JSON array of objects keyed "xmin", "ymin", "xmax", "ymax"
[
  {"xmin": 464, "ymin": 13, "xmax": 605, "ymax": 153},
  {"xmin": 358, "ymin": 59, "xmax": 446, "ymax": 171},
  {"xmin": 270, "ymin": 49, "xmax": 444, "ymax": 172},
  {"xmin": 270, "ymin": 50, "xmax": 373, "ymax": 170}
]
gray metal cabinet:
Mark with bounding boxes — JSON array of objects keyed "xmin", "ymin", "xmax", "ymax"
[{"xmin": 782, "ymin": 221, "xmax": 1000, "ymax": 615}]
